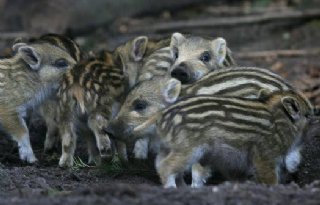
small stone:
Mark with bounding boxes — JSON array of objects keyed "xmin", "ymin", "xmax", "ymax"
[
  {"xmin": 35, "ymin": 177, "xmax": 50, "ymax": 189},
  {"xmin": 212, "ymin": 186, "xmax": 219, "ymax": 192}
]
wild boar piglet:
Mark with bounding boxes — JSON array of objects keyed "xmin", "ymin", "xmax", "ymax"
[
  {"xmin": 0, "ymin": 34, "xmax": 77, "ymax": 163},
  {"xmin": 170, "ymin": 32, "xmax": 235, "ymax": 84}
]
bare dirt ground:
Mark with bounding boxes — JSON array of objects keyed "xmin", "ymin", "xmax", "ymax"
[
  {"xmin": 1, "ymin": 2, "xmax": 320, "ymax": 204},
  {"xmin": 1, "ymin": 113, "xmax": 319, "ymax": 205}
]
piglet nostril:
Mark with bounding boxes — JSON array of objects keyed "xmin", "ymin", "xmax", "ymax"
[
  {"xmin": 103, "ymin": 121, "xmax": 134, "ymax": 141},
  {"xmin": 171, "ymin": 69, "xmax": 178, "ymax": 78},
  {"xmin": 171, "ymin": 68, "xmax": 190, "ymax": 84}
]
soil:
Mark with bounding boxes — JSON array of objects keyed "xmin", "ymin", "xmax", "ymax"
[
  {"xmin": 1, "ymin": 154, "xmax": 320, "ymax": 205},
  {"xmin": 1, "ymin": 2, "xmax": 320, "ymax": 205}
]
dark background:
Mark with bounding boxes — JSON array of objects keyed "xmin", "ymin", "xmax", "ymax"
[{"xmin": 1, "ymin": 0, "xmax": 320, "ymax": 106}]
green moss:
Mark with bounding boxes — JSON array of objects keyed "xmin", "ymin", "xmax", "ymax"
[
  {"xmin": 97, "ymin": 155, "xmax": 157, "ymax": 178},
  {"xmin": 308, "ymin": 20, "xmax": 320, "ymax": 28},
  {"xmin": 47, "ymin": 188, "xmax": 71, "ymax": 197},
  {"xmin": 72, "ymin": 157, "xmax": 94, "ymax": 171}
]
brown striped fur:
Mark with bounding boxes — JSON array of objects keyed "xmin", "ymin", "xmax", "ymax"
[
  {"xmin": 57, "ymin": 58, "xmax": 125, "ymax": 167},
  {"xmin": 181, "ymin": 67, "xmax": 313, "ymax": 113},
  {"xmin": 113, "ymin": 36, "xmax": 170, "ymax": 88},
  {"xmin": 33, "ymin": 34, "xmax": 83, "ymax": 153},
  {"xmin": 124, "ymin": 35, "xmax": 235, "ymax": 159},
  {"xmin": 155, "ymin": 92, "xmax": 311, "ymax": 187},
  {"xmin": 56, "ymin": 35, "xmax": 166, "ymax": 167},
  {"xmin": 0, "ymin": 34, "xmax": 77, "ymax": 163},
  {"xmin": 106, "ymin": 72, "xmax": 314, "ymax": 187},
  {"xmin": 111, "ymin": 65, "xmax": 313, "ymax": 161}
]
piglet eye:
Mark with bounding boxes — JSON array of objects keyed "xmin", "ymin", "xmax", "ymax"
[
  {"xmin": 133, "ymin": 99, "xmax": 148, "ymax": 112},
  {"xmin": 53, "ymin": 58, "xmax": 69, "ymax": 68},
  {"xmin": 199, "ymin": 51, "xmax": 211, "ymax": 63}
]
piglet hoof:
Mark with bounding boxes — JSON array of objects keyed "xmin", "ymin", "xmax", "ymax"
[
  {"xmin": 23, "ymin": 154, "xmax": 37, "ymax": 164},
  {"xmin": 163, "ymin": 184, "xmax": 177, "ymax": 189},
  {"xmin": 163, "ymin": 175, "xmax": 177, "ymax": 189},
  {"xmin": 59, "ymin": 155, "xmax": 73, "ymax": 168},
  {"xmin": 19, "ymin": 147, "xmax": 38, "ymax": 164},
  {"xmin": 99, "ymin": 146, "xmax": 113, "ymax": 158},
  {"xmin": 88, "ymin": 154, "xmax": 102, "ymax": 166},
  {"xmin": 98, "ymin": 137, "xmax": 112, "ymax": 157},
  {"xmin": 191, "ymin": 181, "xmax": 204, "ymax": 188}
]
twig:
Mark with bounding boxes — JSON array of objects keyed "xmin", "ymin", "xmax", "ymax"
[
  {"xmin": 204, "ymin": 6, "xmax": 294, "ymax": 16},
  {"xmin": 124, "ymin": 9, "xmax": 320, "ymax": 33},
  {"xmin": 235, "ymin": 48, "xmax": 320, "ymax": 59},
  {"xmin": 0, "ymin": 32, "xmax": 30, "ymax": 40}
]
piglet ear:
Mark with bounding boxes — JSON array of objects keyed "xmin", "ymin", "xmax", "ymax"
[
  {"xmin": 13, "ymin": 43, "xmax": 41, "ymax": 70},
  {"xmin": 170, "ymin": 32, "xmax": 186, "ymax": 48},
  {"xmin": 282, "ymin": 96, "xmax": 301, "ymax": 122},
  {"xmin": 162, "ymin": 78, "xmax": 181, "ymax": 104},
  {"xmin": 131, "ymin": 36, "xmax": 148, "ymax": 62},
  {"xmin": 212, "ymin": 37, "xmax": 227, "ymax": 66},
  {"xmin": 258, "ymin": 88, "xmax": 272, "ymax": 100},
  {"xmin": 12, "ymin": 42, "xmax": 27, "ymax": 52},
  {"xmin": 13, "ymin": 37, "xmax": 27, "ymax": 45},
  {"xmin": 170, "ymin": 33, "xmax": 186, "ymax": 59}
]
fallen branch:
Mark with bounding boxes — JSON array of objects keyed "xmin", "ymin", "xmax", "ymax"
[
  {"xmin": 124, "ymin": 9, "xmax": 320, "ymax": 33},
  {"xmin": 0, "ymin": 32, "xmax": 30, "ymax": 40},
  {"xmin": 235, "ymin": 48, "xmax": 320, "ymax": 59},
  {"xmin": 204, "ymin": 6, "xmax": 295, "ymax": 16}
]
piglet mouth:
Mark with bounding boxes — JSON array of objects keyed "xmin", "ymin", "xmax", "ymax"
[
  {"xmin": 102, "ymin": 125, "xmax": 134, "ymax": 141},
  {"xmin": 185, "ymin": 72, "xmax": 202, "ymax": 84},
  {"xmin": 194, "ymin": 71, "xmax": 205, "ymax": 81}
]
